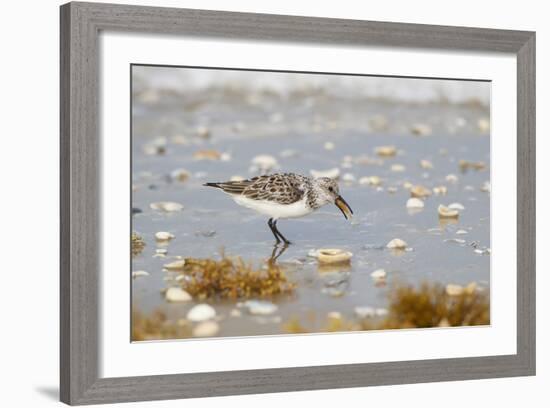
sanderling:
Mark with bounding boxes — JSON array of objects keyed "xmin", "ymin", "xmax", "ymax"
[{"xmin": 204, "ymin": 173, "xmax": 353, "ymax": 244}]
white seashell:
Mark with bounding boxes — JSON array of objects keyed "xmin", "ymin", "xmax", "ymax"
[
  {"xmin": 187, "ymin": 304, "xmax": 216, "ymax": 322},
  {"xmin": 446, "ymin": 174, "xmax": 459, "ymax": 183},
  {"xmin": 316, "ymin": 248, "xmax": 353, "ymax": 264},
  {"xmin": 438, "ymin": 205, "xmax": 460, "ymax": 219},
  {"xmin": 220, "ymin": 152, "xmax": 232, "ymax": 162},
  {"xmin": 448, "ymin": 203, "xmax": 465, "ymax": 210},
  {"xmin": 244, "ymin": 300, "xmax": 278, "ymax": 315},
  {"xmin": 196, "ymin": 126, "xmax": 211, "ymax": 139},
  {"xmin": 370, "ymin": 269, "xmax": 387, "ymax": 280},
  {"xmin": 374, "ymin": 145, "xmax": 397, "ymax": 157},
  {"xmin": 327, "ymin": 311, "xmax": 342, "ymax": 320},
  {"xmin": 375, "ymin": 308, "xmax": 389, "ymax": 317},
  {"xmin": 359, "ymin": 176, "xmax": 382, "ymax": 186},
  {"xmin": 132, "ymin": 270, "xmax": 149, "ymax": 279},
  {"xmin": 163, "ymin": 260, "xmax": 186, "ymax": 270},
  {"xmin": 354, "ymin": 306, "xmax": 375, "ymax": 319},
  {"xmin": 406, "ymin": 198, "xmax": 425, "ymax": 209},
  {"xmin": 386, "ymin": 238, "xmax": 408, "ymax": 250},
  {"xmin": 481, "ymin": 181, "xmax": 491, "ymax": 193},
  {"xmin": 251, "ymin": 154, "xmax": 278, "ymax": 171},
  {"xmin": 192, "ymin": 321, "xmax": 220, "ymax": 337},
  {"xmin": 420, "ymin": 159, "xmax": 434, "ymax": 169},
  {"xmin": 342, "ymin": 173, "xmax": 355, "ymax": 182},
  {"xmin": 170, "ymin": 168, "xmax": 191, "ymax": 182},
  {"xmin": 391, "ymin": 164, "xmax": 406, "ymax": 172},
  {"xmin": 150, "ymin": 201, "xmax": 184, "ymax": 212},
  {"xmin": 310, "ymin": 167, "xmax": 340, "ymax": 179},
  {"xmin": 446, "ymin": 284, "xmax": 464, "ymax": 297},
  {"xmin": 433, "ymin": 185, "xmax": 448, "ymax": 195},
  {"xmin": 411, "ymin": 123, "xmax": 432, "ymax": 136},
  {"xmin": 230, "ymin": 309, "xmax": 242, "ymax": 318},
  {"xmin": 324, "ymin": 141, "xmax": 335, "ymax": 150},
  {"xmin": 456, "ymin": 229, "xmax": 468, "ymax": 235},
  {"xmin": 165, "ymin": 287, "xmax": 191, "ymax": 302},
  {"xmin": 155, "ymin": 231, "xmax": 174, "ymax": 241}
]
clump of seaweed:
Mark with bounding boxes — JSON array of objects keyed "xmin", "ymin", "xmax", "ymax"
[
  {"xmin": 178, "ymin": 255, "xmax": 296, "ymax": 300},
  {"xmin": 131, "ymin": 232, "xmax": 145, "ymax": 256},
  {"xmin": 131, "ymin": 309, "xmax": 191, "ymax": 341},
  {"xmin": 282, "ymin": 282, "xmax": 489, "ymax": 334},
  {"xmin": 379, "ymin": 282, "xmax": 489, "ymax": 329}
]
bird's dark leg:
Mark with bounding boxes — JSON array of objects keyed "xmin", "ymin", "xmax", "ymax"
[
  {"xmin": 273, "ymin": 220, "xmax": 291, "ymax": 245},
  {"xmin": 267, "ymin": 218, "xmax": 281, "ymax": 244}
]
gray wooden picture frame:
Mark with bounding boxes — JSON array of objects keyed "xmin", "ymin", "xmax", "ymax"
[{"xmin": 60, "ymin": 1, "xmax": 536, "ymax": 405}]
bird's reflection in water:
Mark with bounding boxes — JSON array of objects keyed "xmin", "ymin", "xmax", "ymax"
[{"xmin": 268, "ymin": 243, "xmax": 289, "ymax": 264}]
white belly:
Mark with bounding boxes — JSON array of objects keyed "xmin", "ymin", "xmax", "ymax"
[{"xmin": 232, "ymin": 195, "xmax": 313, "ymax": 219}]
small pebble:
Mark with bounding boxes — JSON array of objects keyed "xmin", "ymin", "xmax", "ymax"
[
  {"xmin": 155, "ymin": 231, "xmax": 175, "ymax": 242},
  {"xmin": 406, "ymin": 198, "xmax": 425, "ymax": 209},
  {"xmin": 386, "ymin": 238, "xmax": 408, "ymax": 250},
  {"xmin": 187, "ymin": 304, "xmax": 216, "ymax": 322},
  {"xmin": 244, "ymin": 300, "xmax": 278, "ymax": 315},
  {"xmin": 132, "ymin": 270, "xmax": 149, "ymax": 279},
  {"xmin": 192, "ymin": 321, "xmax": 220, "ymax": 337},
  {"xmin": 165, "ymin": 287, "xmax": 192, "ymax": 303},
  {"xmin": 150, "ymin": 202, "xmax": 184, "ymax": 212}
]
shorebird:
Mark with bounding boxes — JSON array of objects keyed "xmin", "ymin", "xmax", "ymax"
[{"xmin": 204, "ymin": 173, "xmax": 353, "ymax": 244}]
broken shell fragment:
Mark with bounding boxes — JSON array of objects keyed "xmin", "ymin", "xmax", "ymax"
[
  {"xmin": 163, "ymin": 259, "xmax": 186, "ymax": 270},
  {"xmin": 170, "ymin": 168, "xmax": 191, "ymax": 182},
  {"xmin": 359, "ymin": 176, "xmax": 382, "ymax": 186},
  {"xmin": 420, "ymin": 159, "xmax": 434, "ymax": 169},
  {"xmin": 132, "ymin": 270, "xmax": 149, "ymax": 279},
  {"xmin": 187, "ymin": 304, "xmax": 216, "ymax": 322},
  {"xmin": 165, "ymin": 287, "xmax": 192, "ymax": 303},
  {"xmin": 192, "ymin": 321, "xmax": 220, "ymax": 337},
  {"xmin": 481, "ymin": 181, "xmax": 491, "ymax": 193},
  {"xmin": 244, "ymin": 300, "xmax": 278, "ymax": 315},
  {"xmin": 370, "ymin": 269, "xmax": 387, "ymax": 280},
  {"xmin": 354, "ymin": 306, "xmax": 375, "ymax": 319},
  {"xmin": 150, "ymin": 201, "xmax": 184, "ymax": 212},
  {"xmin": 324, "ymin": 141, "xmax": 335, "ymax": 150},
  {"xmin": 310, "ymin": 167, "xmax": 340, "ymax": 179},
  {"xmin": 411, "ymin": 123, "xmax": 432, "ymax": 136},
  {"xmin": 410, "ymin": 185, "xmax": 432, "ymax": 198},
  {"xmin": 478, "ymin": 118, "xmax": 490, "ymax": 133},
  {"xmin": 386, "ymin": 238, "xmax": 408, "ymax": 250},
  {"xmin": 316, "ymin": 248, "xmax": 353, "ymax": 264},
  {"xmin": 155, "ymin": 231, "xmax": 175, "ymax": 242},
  {"xmin": 446, "ymin": 174, "xmax": 459, "ymax": 183},
  {"xmin": 433, "ymin": 185, "xmax": 448, "ymax": 195},
  {"xmin": 390, "ymin": 164, "xmax": 406, "ymax": 172},
  {"xmin": 448, "ymin": 203, "xmax": 465, "ymax": 211},
  {"xmin": 459, "ymin": 160, "xmax": 487, "ymax": 172},
  {"xmin": 438, "ymin": 205, "xmax": 460, "ymax": 219},
  {"xmin": 342, "ymin": 173, "xmax": 355, "ymax": 183},
  {"xmin": 406, "ymin": 198, "xmax": 425, "ymax": 209},
  {"xmin": 374, "ymin": 145, "xmax": 397, "ymax": 157},
  {"xmin": 193, "ymin": 149, "xmax": 221, "ymax": 161}
]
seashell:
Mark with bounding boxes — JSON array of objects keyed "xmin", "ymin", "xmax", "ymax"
[
  {"xmin": 220, "ymin": 152, "xmax": 232, "ymax": 162},
  {"xmin": 196, "ymin": 126, "xmax": 211, "ymax": 139},
  {"xmin": 193, "ymin": 149, "xmax": 221, "ymax": 160},
  {"xmin": 433, "ymin": 185, "xmax": 448, "ymax": 195},
  {"xmin": 251, "ymin": 155, "xmax": 278, "ymax": 172},
  {"xmin": 192, "ymin": 321, "xmax": 220, "ymax": 337},
  {"xmin": 244, "ymin": 300, "xmax": 278, "ymax": 315},
  {"xmin": 411, "ymin": 123, "xmax": 432, "ymax": 136},
  {"xmin": 342, "ymin": 173, "xmax": 355, "ymax": 182},
  {"xmin": 170, "ymin": 168, "xmax": 191, "ymax": 182},
  {"xmin": 230, "ymin": 309, "xmax": 242, "ymax": 318},
  {"xmin": 459, "ymin": 160, "xmax": 486, "ymax": 172},
  {"xmin": 163, "ymin": 260, "xmax": 186, "ymax": 270},
  {"xmin": 375, "ymin": 308, "xmax": 389, "ymax": 317},
  {"xmin": 445, "ymin": 238, "xmax": 466, "ymax": 245},
  {"xmin": 480, "ymin": 181, "xmax": 491, "ymax": 193},
  {"xmin": 448, "ymin": 203, "xmax": 465, "ymax": 211},
  {"xmin": 132, "ymin": 270, "xmax": 149, "ymax": 279},
  {"xmin": 359, "ymin": 176, "xmax": 382, "ymax": 186},
  {"xmin": 324, "ymin": 141, "xmax": 335, "ymax": 150},
  {"xmin": 446, "ymin": 174, "xmax": 459, "ymax": 183},
  {"xmin": 187, "ymin": 304, "xmax": 216, "ymax": 322},
  {"xmin": 406, "ymin": 198, "xmax": 425, "ymax": 209},
  {"xmin": 156, "ymin": 248, "xmax": 168, "ymax": 255},
  {"xmin": 390, "ymin": 164, "xmax": 406, "ymax": 172},
  {"xmin": 370, "ymin": 269, "xmax": 387, "ymax": 280},
  {"xmin": 438, "ymin": 205, "xmax": 460, "ymax": 219},
  {"xmin": 446, "ymin": 284, "xmax": 464, "ymax": 297},
  {"xmin": 165, "ymin": 287, "xmax": 192, "ymax": 302},
  {"xmin": 456, "ymin": 229, "xmax": 468, "ymax": 235},
  {"xmin": 230, "ymin": 175, "xmax": 245, "ymax": 182},
  {"xmin": 327, "ymin": 311, "xmax": 342, "ymax": 320},
  {"xmin": 386, "ymin": 238, "xmax": 408, "ymax": 250},
  {"xmin": 478, "ymin": 118, "xmax": 490, "ymax": 133},
  {"xmin": 155, "ymin": 231, "xmax": 175, "ymax": 242},
  {"xmin": 143, "ymin": 144, "xmax": 165, "ymax": 156},
  {"xmin": 410, "ymin": 185, "xmax": 431, "ymax": 198},
  {"xmin": 310, "ymin": 167, "xmax": 340, "ymax": 179},
  {"xmin": 171, "ymin": 135, "xmax": 189, "ymax": 145},
  {"xmin": 316, "ymin": 248, "xmax": 353, "ymax": 264},
  {"xmin": 354, "ymin": 306, "xmax": 375, "ymax": 319},
  {"xmin": 403, "ymin": 181, "xmax": 413, "ymax": 190},
  {"xmin": 420, "ymin": 159, "xmax": 434, "ymax": 169},
  {"xmin": 150, "ymin": 201, "xmax": 184, "ymax": 212},
  {"xmin": 374, "ymin": 145, "xmax": 397, "ymax": 157}
]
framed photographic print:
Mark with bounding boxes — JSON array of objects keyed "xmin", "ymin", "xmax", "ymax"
[{"xmin": 60, "ymin": 2, "xmax": 536, "ymax": 405}]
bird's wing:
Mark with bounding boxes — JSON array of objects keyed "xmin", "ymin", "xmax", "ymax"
[{"xmin": 241, "ymin": 174, "xmax": 306, "ymax": 204}]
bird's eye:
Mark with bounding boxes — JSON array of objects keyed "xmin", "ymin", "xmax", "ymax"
[{"xmin": 328, "ymin": 187, "xmax": 333, "ymax": 192}]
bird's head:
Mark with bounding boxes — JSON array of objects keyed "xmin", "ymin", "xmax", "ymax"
[{"xmin": 314, "ymin": 177, "xmax": 354, "ymax": 220}]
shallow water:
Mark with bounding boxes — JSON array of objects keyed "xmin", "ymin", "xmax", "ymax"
[{"xmin": 131, "ymin": 83, "xmax": 490, "ymax": 338}]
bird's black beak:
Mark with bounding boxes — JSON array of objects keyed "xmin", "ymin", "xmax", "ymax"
[{"xmin": 334, "ymin": 195, "xmax": 353, "ymax": 220}]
